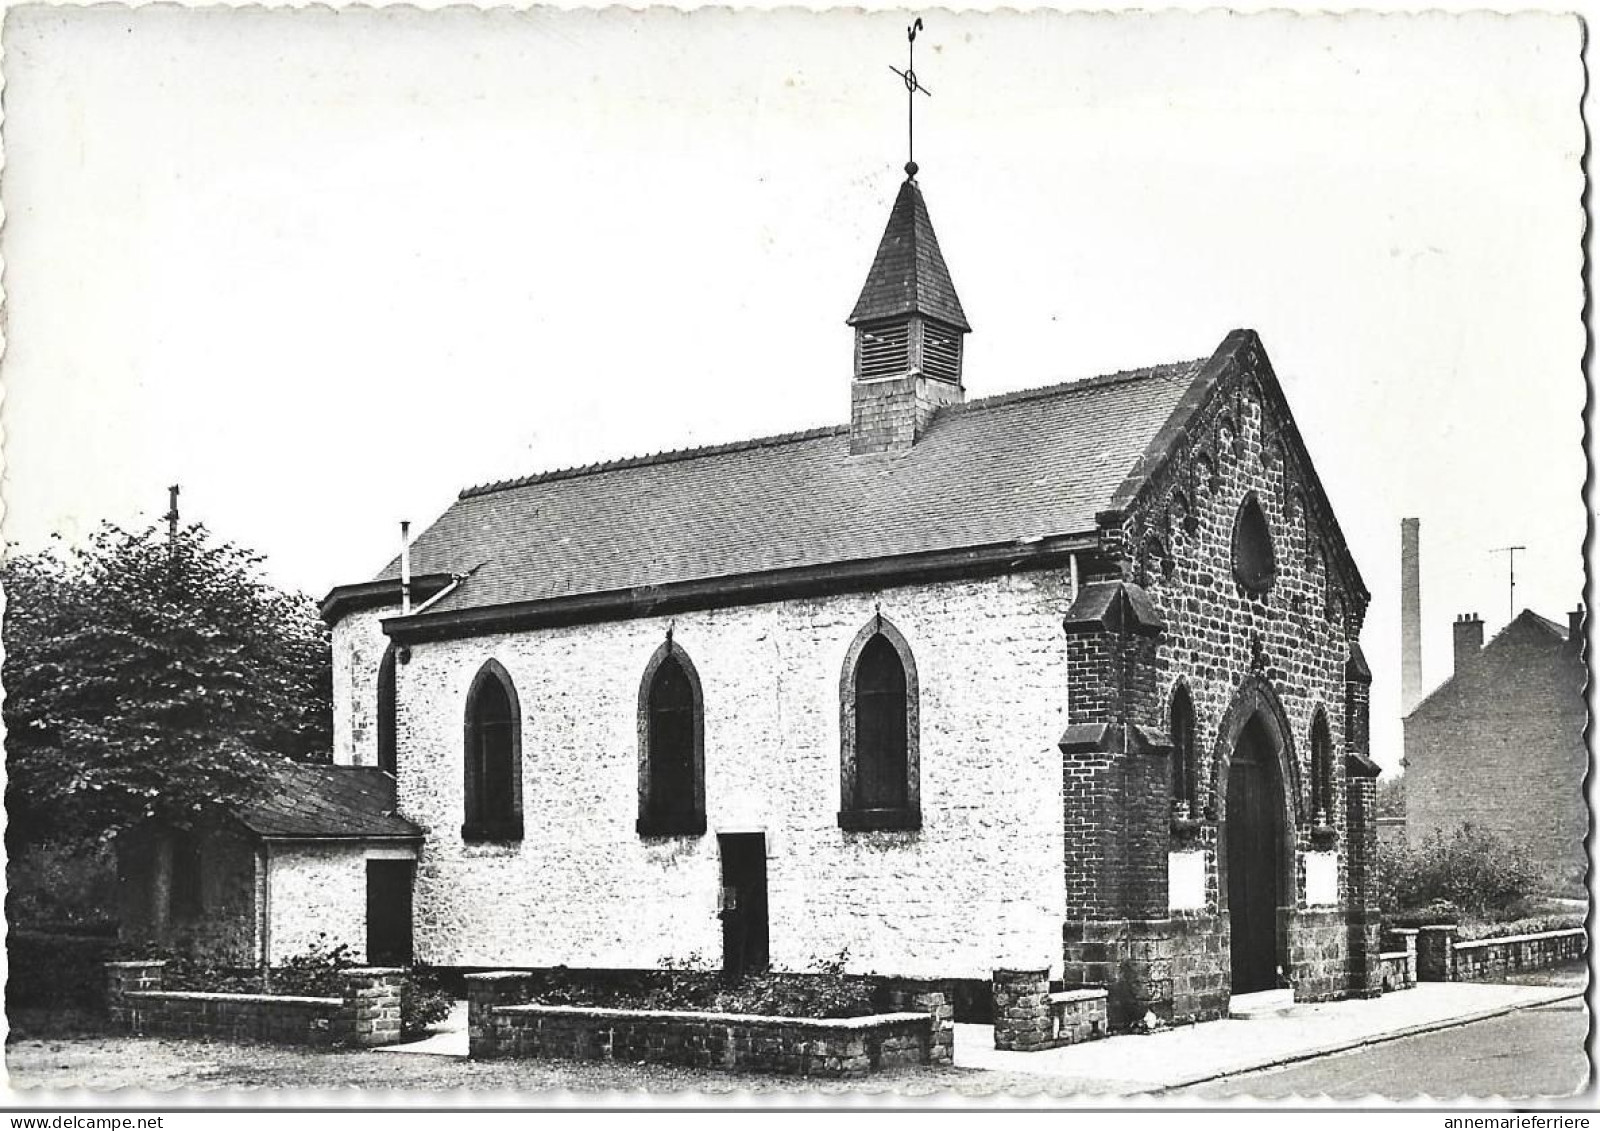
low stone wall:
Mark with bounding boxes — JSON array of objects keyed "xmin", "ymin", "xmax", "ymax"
[
  {"xmin": 105, "ymin": 960, "xmax": 406, "ymax": 1048},
  {"xmin": 1415, "ymin": 926, "xmax": 1587, "ymax": 983},
  {"xmin": 465, "ymin": 972, "xmax": 947, "ymax": 1078}
]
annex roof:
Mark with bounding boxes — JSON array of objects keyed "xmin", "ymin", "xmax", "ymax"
[
  {"xmin": 847, "ymin": 178, "xmax": 971, "ymax": 332},
  {"xmin": 236, "ymin": 761, "xmax": 422, "ymax": 841},
  {"xmin": 361, "ymin": 356, "xmax": 1211, "ymax": 620}
]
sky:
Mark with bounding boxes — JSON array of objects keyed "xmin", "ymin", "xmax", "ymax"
[{"xmin": 1, "ymin": 6, "xmax": 1587, "ymax": 774}]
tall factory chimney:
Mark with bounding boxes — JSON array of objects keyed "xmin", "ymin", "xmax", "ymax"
[{"xmin": 1400, "ymin": 517, "xmax": 1423, "ymax": 714}]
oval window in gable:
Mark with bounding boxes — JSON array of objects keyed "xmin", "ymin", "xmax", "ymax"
[{"xmin": 1232, "ymin": 493, "xmax": 1276, "ymax": 595}]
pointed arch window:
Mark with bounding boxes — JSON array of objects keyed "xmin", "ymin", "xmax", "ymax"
[
  {"xmin": 1309, "ymin": 710, "xmax": 1335, "ymax": 833},
  {"xmin": 637, "ymin": 641, "xmax": 706, "ymax": 837},
  {"xmin": 1170, "ymin": 683, "xmax": 1199, "ymax": 823},
  {"xmin": 463, "ymin": 661, "xmax": 523, "ymax": 842},
  {"xmin": 376, "ymin": 644, "xmax": 398, "ymax": 776},
  {"xmin": 839, "ymin": 617, "xmax": 921, "ymax": 831}
]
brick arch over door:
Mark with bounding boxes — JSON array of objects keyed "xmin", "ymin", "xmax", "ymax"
[{"xmin": 1209, "ymin": 675, "xmax": 1301, "ymax": 909}]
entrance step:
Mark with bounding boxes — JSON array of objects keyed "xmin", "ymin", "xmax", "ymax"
[{"xmin": 1228, "ymin": 989, "xmax": 1296, "ymax": 1019}]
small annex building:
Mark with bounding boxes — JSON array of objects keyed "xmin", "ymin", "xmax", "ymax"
[
  {"xmin": 118, "ymin": 760, "xmax": 423, "ymax": 967},
  {"xmin": 318, "ymin": 168, "xmax": 1380, "ymax": 1026},
  {"xmin": 1403, "ymin": 607, "xmax": 1587, "ymax": 890}
]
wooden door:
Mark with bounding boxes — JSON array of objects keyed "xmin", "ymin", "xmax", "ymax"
[
  {"xmin": 718, "ymin": 834, "xmax": 769, "ymax": 978},
  {"xmin": 1226, "ymin": 725, "xmax": 1281, "ymax": 994},
  {"xmin": 366, "ymin": 859, "xmax": 414, "ymax": 967}
]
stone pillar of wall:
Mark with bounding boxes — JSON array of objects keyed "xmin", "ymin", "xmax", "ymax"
[
  {"xmin": 991, "ymin": 969, "xmax": 1054, "ymax": 1051},
  {"xmin": 339, "ymin": 967, "xmax": 406, "ymax": 1047},
  {"xmin": 1392, "ymin": 928, "xmax": 1419, "ymax": 989},
  {"xmin": 881, "ymin": 979, "xmax": 954, "ymax": 1065},
  {"xmin": 105, "ymin": 960, "xmax": 166, "ymax": 1028},
  {"xmin": 1416, "ymin": 926, "xmax": 1458, "ymax": 982},
  {"xmin": 466, "ymin": 972, "xmax": 533, "ymax": 1059}
]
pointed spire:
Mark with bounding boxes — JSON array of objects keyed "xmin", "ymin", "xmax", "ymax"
[{"xmin": 847, "ymin": 178, "xmax": 970, "ymax": 332}]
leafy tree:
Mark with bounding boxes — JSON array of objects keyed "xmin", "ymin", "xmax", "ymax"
[
  {"xmin": 3, "ymin": 522, "xmax": 331, "ymax": 848},
  {"xmin": 1376, "ymin": 774, "xmax": 1406, "ymax": 819}
]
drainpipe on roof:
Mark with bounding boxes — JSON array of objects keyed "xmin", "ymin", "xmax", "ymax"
[
  {"xmin": 411, "ymin": 574, "xmax": 465, "ymax": 617},
  {"xmin": 1069, "ymin": 551, "xmax": 1081, "ymax": 603}
]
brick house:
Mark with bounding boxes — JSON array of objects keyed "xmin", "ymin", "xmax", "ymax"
[
  {"xmin": 317, "ymin": 170, "xmax": 1380, "ymax": 1026},
  {"xmin": 1403, "ymin": 608, "xmax": 1587, "ymax": 890}
]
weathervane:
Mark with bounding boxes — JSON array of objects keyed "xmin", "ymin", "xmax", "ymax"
[{"xmin": 888, "ymin": 18, "xmax": 932, "ymax": 178}]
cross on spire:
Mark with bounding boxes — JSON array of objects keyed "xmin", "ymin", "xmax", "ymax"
[{"xmin": 888, "ymin": 18, "xmax": 932, "ymax": 179}]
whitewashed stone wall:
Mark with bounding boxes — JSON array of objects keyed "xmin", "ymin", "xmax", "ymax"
[
  {"xmin": 269, "ymin": 844, "xmax": 370, "ymax": 962},
  {"xmin": 331, "ymin": 605, "xmax": 398, "ymax": 768},
  {"xmin": 385, "ymin": 571, "xmax": 1073, "ymax": 980}
]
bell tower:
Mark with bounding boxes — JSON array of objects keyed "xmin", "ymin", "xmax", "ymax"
[
  {"xmin": 847, "ymin": 21, "xmax": 970, "ymax": 455},
  {"xmin": 846, "ymin": 173, "xmax": 971, "ymax": 454}
]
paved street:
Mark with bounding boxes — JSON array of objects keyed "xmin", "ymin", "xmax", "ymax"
[{"xmin": 1172, "ymin": 996, "xmax": 1590, "ymax": 1102}]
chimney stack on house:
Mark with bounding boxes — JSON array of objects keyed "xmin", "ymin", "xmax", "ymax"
[
  {"xmin": 846, "ymin": 174, "xmax": 970, "ymax": 455},
  {"xmin": 1568, "ymin": 605, "xmax": 1585, "ymax": 654},
  {"xmin": 1400, "ymin": 518, "xmax": 1423, "ymax": 713},
  {"xmin": 1452, "ymin": 613, "xmax": 1484, "ymax": 675},
  {"xmin": 400, "ymin": 520, "xmax": 412, "ymax": 615}
]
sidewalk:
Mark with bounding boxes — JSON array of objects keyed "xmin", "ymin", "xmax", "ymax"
[{"xmin": 953, "ymin": 981, "xmax": 1587, "ymax": 1095}]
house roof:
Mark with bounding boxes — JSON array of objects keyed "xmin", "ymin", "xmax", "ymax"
[
  {"xmin": 355, "ymin": 356, "xmax": 1209, "ymax": 623},
  {"xmin": 235, "ymin": 761, "xmax": 422, "ymax": 841},
  {"xmin": 847, "ymin": 178, "xmax": 970, "ymax": 332},
  {"xmin": 1404, "ymin": 608, "xmax": 1572, "ymax": 721}
]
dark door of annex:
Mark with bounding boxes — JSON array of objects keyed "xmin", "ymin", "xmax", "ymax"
[
  {"xmin": 718, "ymin": 833, "xmax": 769, "ymax": 977},
  {"xmin": 366, "ymin": 859, "xmax": 414, "ymax": 967},
  {"xmin": 1225, "ymin": 717, "xmax": 1283, "ymax": 994}
]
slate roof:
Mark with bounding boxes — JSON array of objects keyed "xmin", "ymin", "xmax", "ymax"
[
  {"xmin": 847, "ymin": 178, "xmax": 970, "ymax": 331},
  {"xmin": 235, "ymin": 761, "xmax": 422, "ymax": 841},
  {"xmin": 370, "ymin": 358, "xmax": 1210, "ymax": 616}
]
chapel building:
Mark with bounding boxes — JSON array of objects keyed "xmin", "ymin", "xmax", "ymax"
[{"xmin": 319, "ymin": 169, "xmax": 1380, "ymax": 1025}]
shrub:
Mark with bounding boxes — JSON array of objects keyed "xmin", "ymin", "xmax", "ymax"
[
  {"xmin": 270, "ymin": 936, "xmax": 356, "ymax": 997},
  {"xmin": 1457, "ymin": 913, "xmax": 1586, "ymax": 942},
  {"xmin": 521, "ymin": 957, "xmax": 880, "ymax": 1019},
  {"xmin": 401, "ymin": 970, "xmax": 455, "ymax": 1037},
  {"xmin": 1379, "ymin": 823, "xmax": 1539, "ymax": 918}
]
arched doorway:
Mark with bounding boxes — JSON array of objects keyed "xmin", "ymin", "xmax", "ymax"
[{"xmin": 1225, "ymin": 714, "xmax": 1286, "ymax": 993}]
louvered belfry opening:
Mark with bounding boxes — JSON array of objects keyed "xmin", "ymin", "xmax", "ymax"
[
  {"xmin": 856, "ymin": 319, "xmax": 912, "ymax": 380},
  {"xmin": 846, "ymin": 176, "xmax": 971, "ymax": 453},
  {"xmin": 919, "ymin": 318, "xmax": 963, "ymax": 384}
]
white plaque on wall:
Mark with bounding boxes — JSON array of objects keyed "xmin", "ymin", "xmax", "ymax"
[
  {"xmin": 1168, "ymin": 851, "xmax": 1206, "ymax": 911},
  {"xmin": 1305, "ymin": 851, "xmax": 1339, "ymax": 906}
]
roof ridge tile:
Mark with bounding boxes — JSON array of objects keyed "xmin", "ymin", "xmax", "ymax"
[{"xmin": 459, "ymin": 360, "xmax": 1204, "ymax": 501}]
